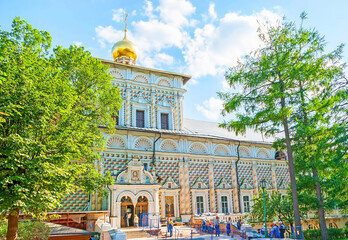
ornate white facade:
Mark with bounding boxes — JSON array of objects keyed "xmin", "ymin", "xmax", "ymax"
[{"xmin": 97, "ymin": 59, "xmax": 290, "ymax": 228}]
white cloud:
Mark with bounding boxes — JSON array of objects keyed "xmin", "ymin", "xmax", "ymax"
[
  {"xmin": 73, "ymin": 41, "xmax": 83, "ymax": 47},
  {"xmin": 208, "ymin": 3, "xmax": 217, "ymax": 20},
  {"xmin": 196, "ymin": 97, "xmax": 224, "ymax": 121},
  {"xmin": 183, "ymin": 9, "xmax": 281, "ymax": 78},
  {"xmin": 143, "ymin": 0, "xmax": 156, "ymax": 19},
  {"xmin": 95, "ymin": 25, "xmax": 125, "ymax": 48},
  {"xmin": 112, "ymin": 8, "xmax": 125, "ymax": 22},
  {"xmin": 155, "ymin": 53, "xmax": 174, "ymax": 65},
  {"xmin": 157, "ymin": 0, "xmax": 196, "ymax": 27},
  {"xmin": 95, "ymin": 2, "xmax": 280, "ymax": 81}
]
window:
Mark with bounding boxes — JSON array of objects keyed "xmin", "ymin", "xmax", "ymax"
[
  {"xmin": 143, "ymin": 163, "xmax": 149, "ymax": 171},
  {"xmin": 198, "ymin": 183, "xmax": 201, "ymax": 188},
  {"xmin": 161, "ymin": 113, "xmax": 169, "ymax": 129},
  {"xmin": 196, "ymin": 196, "xmax": 204, "ymax": 214},
  {"xmin": 221, "ymin": 196, "xmax": 228, "ymax": 214},
  {"xmin": 112, "ymin": 112, "xmax": 119, "ymax": 125},
  {"xmin": 136, "ymin": 110, "xmax": 145, "ymax": 128},
  {"xmin": 329, "ymin": 223, "xmax": 334, "ymax": 228},
  {"xmin": 168, "ymin": 183, "xmax": 172, "ymax": 189},
  {"xmin": 243, "ymin": 196, "xmax": 250, "ymax": 213}
]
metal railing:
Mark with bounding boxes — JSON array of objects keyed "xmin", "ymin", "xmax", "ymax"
[{"xmin": 140, "ymin": 212, "xmax": 160, "ymax": 238}]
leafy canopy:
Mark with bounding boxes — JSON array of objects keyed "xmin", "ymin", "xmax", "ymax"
[{"xmin": 0, "ymin": 18, "xmax": 121, "ymax": 218}]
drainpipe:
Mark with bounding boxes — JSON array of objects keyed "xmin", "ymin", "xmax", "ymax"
[
  {"xmin": 152, "ymin": 133, "xmax": 162, "ymax": 167},
  {"xmin": 235, "ymin": 141, "xmax": 241, "ymax": 213}
]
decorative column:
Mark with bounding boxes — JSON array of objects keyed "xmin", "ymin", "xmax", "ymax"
[
  {"xmin": 154, "ymin": 188, "xmax": 160, "ymax": 214},
  {"xmin": 253, "ymin": 161, "xmax": 259, "ymax": 196},
  {"xmin": 174, "ymin": 194, "xmax": 179, "ymax": 217},
  {"xmin": 178, "ymin": 94, "xmax": 184, "ymax": 130},
  {"xmin": 184, "ymin": 158, "xmax": 190, "ymax": 214},
  {"xmin": 125, "ymin": 87, "xmax": 131, "ymax": 126},
  {"xmin": 231, "ymin": 160, "xmax": 239, "ymax": 213},
  {"xmin": 208, "ymin": 159, "xmax": 216, "ymax": 213},
  {"xmin": 179, "ymin": 158, "xmax": 186, "ymax": 214},
  {"xmin": 160, "ymin": 192, "xmax": 165, "ymax": 218},
  {"xmin": 151, "ymin": 90, "xmax": 156, "ymax": 128},
  {"xmin": 271, "ymin": 163, "xmax": 277, "ymax": 191}
]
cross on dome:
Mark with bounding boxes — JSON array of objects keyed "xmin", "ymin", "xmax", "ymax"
[{"xmin": 111, "ymin": 12, "xmax": 137, "ymax": 65}]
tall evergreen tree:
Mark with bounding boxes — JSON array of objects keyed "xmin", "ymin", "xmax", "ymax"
[
  {"xmin": 219, "ymin": 13, "xmax": 346, "ymax": 239},
  {"xmin": 0, "ymin": 18, "xmax": 121, "ymax": 240}
]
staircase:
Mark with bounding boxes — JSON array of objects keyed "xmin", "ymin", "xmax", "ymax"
[{"xmin": 119, "ymin": 227, "xmax": 151, "ymax": 239}]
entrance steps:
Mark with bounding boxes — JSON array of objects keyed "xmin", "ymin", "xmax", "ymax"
[{"xmin": 119, "ymin": 227, "xmax": 150, "ymax": 239}]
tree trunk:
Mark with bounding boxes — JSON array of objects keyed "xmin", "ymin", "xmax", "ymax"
[
  {"xmin": 282, "ymin": 118, "xmax": 302, "ymax": 232},
  {"xmin": 279, "ymin": 80, "xmax": 302, "ymax": 236},
  {"xmin": 313, "ymin": 167, "xmax": 329, "ymax": 240},
  {"xmin": 6, "ymin": 209, "xmax": 19, "ymax": 240}
]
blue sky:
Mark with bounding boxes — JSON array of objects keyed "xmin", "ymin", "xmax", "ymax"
[{"xmin": 1, "ymin": 0, "xmax": 347, "ymax": 122}]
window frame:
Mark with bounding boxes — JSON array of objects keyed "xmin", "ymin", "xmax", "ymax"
[
  {"xmin": 161, "ymin": 113, "xmax": 169, "ymax": 129},
  {"xmin": 196, "ymin": 196, "xmax": 204, "ymax": 214},
  {"xmin": 221, "ymin": 196, "xmax": 228, "ymax": 214},
  {"xmin": 136, "ymin": 110, "xmax": 145, "ymax": 128},
  {"xmin": 243, "ymin": 195, "xmax": 250, "ymax": 213}
]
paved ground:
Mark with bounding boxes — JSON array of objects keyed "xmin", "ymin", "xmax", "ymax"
[{"xmin": 118, "ymin": 226, "xmax": 294, "ymax": 239}]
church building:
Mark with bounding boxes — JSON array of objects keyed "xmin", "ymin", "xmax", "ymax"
[{"xmin": 55, "ymin": 23, "xmax": 290, "ymax": 230}]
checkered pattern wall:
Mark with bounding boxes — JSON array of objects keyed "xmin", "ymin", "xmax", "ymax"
[
  {"xmin": 130, "ymin": 90, "xmax": 151, "ymax": 102},
  {"xmin": 237, "ymin": 163, "xmax": 254, "ymax": 188},
  {"xmin": 256, "ymin": 164, "xmax": 273, "ymax": 187},
  {"xmin": 155, "ymin": 160, "xmax": 180, "ymax": 184},
  {"xmin": 103, "ymin": 154, "xmax": 128, "ymax": 177},
  {"xmin": 54, "ymin": 189, "xmax": 89, "ymax": 212},
  {"xmin": 213, "ymin": 163, "xmax": 233, "ymax": 186},
  {"xmin": 155, "ymin": 93, "xmax": 174, "ymax": 105},
  {"xmin": 188, "ymin": 161, "xmax": 209, "ymax": 185},
  {"xmin": 119, "ymin": 88, "xmax": 126, "ymax": 99},
  {"xmin": 275, "ymin": 165, "xmax": 290, "ymax": 188}
]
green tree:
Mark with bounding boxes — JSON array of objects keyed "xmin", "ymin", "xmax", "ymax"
[
  {"xmin": 220, "ymin": 13, "xmax": 346, "ymax": 240},
  {"xmin": 0, "ymin": 18, "xmax": 121, "ymax": 240},
  {"xmin": 251, "ymin": 190, "xmax": 300, "ymax": 228}
]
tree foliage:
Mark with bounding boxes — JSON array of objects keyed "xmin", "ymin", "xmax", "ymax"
[
  {"xmin": 220, "ymin": 13, "xmax": 347, "ymax": 239},
  {"xmin": 251, "ymin": 190, "xmax": 305, "ymax": 228},
  {"xmin": 0, "ymin": 18, "xmax": 121, "ymax": 239}
]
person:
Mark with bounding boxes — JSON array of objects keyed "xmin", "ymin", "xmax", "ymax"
[
  {"xmin": 261, "ymin": 224, "xmax": 267, "ymax": 237},
  {"xmin": 134, "ymin": 214, "xmax": 139, "ymax": 227},
  {"xmin": 167, "ymin": 214, "xmax": 173, "ymax": 237},
  {"xmin": 201, "ymin": 219, "xmax": 207, "ymax": 232},
  {"xmin": 127, "ymin": 211, "xmax": 132, "ymax": 226},
  {"xmin": 124, "ymin": 212, "xmax": 129, "ymax": 227},
  {"xmin": 237, "ymin": 219, "xmax": 242, "ymax": 230},
  {"xmin": 226, "ymin": 217, "xmax": 231, "ymax": 236},
  {"xmin": 271, "ymin": 222, "xmax": 281, "ymax": 238},
  {"xmin": 208, "ymin": 222, "xmax": 214, "ymax": 234},
  {"xmin": 214, "ymin": 216, "xmax": 220, "ymax": 237},
  {"xmin": 279, "ymin": 221, "xmax": 286, "ymax": 238}
]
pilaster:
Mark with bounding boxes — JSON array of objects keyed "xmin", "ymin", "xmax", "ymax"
[
  {"xmin": 151, "ymin": 90, "xmax": 156, "ymax": 128},
  {"xmin": 271, "ymin": 163, "xmax": 277, "ymax": 191},
  {"xmin": 253, "ymin": 161, "xmax": 259, "ymax": 196},
  {"xmin": 208, "ymin": 159, "xmax": 216, "ymax": 213},
  {"xmin": 184, "ymin": 158, "xmax": 190, "ymax": 214},
  {"xmin": 126, "ymin": 87, "xmax": 131, "ymax": 126},
  {"xmin": 231, "ymin": 160, "xmax": 239, "ymax": 212},
  {"xmin": 179, "ymin": 158, "xmax": 186, "ymax": 214}
]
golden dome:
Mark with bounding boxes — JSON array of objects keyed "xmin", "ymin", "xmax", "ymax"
[{"xmin": 111, "ymin": 31, "xmax": 137, "ymax": 62}]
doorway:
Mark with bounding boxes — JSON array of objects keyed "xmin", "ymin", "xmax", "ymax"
[
  {"xmin": 165, "ymin": 196, "xmax": 175, "ymax": 217},
  {"xmin": 121, "ymin": 196, "xmax": 134, "ymax": 227},
  {"xmin": 135, "ymin": 196, "xmax": 148, "ymax": 226}
]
